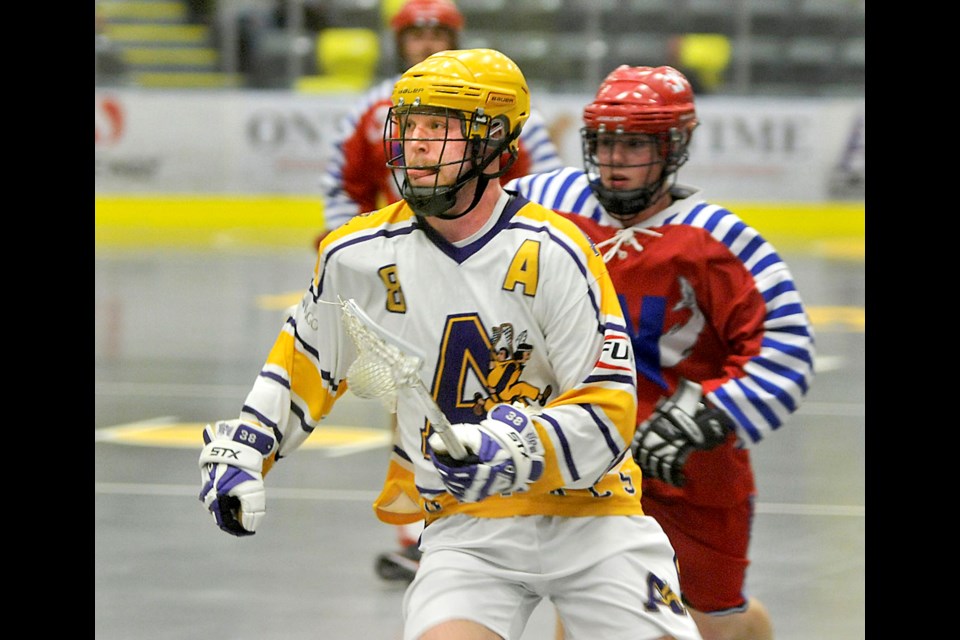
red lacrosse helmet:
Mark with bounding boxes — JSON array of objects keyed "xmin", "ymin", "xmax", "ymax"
[
  {"xmin": 581, "ymin": 65, "xmax": 699, "ymax": 219},
  {"xmin": 390, "ymin": 0, "xmax": 465, "ymax": 34},
  {"xmin": 583, "ymin": 65, "xmax": 697, "ymax": 135}
]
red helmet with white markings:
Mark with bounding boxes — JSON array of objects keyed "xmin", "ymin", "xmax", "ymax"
[{"xmin": 581, "ymin": 65, "xmax": 699, "ymax": 218}]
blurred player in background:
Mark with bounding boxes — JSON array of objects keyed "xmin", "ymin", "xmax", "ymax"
[
  {"xmin": 317, "ymin": 0, "xmax": 562, "ymax": 247},
  {"xmin": 199, "ymin": 48, "xmax": 702, "ymax": 640},
  {"xmin": 506, "ymin": 65, "xmax": 816, "ymax": 640},
  {"xmin": 315, "ymin": 0, "xmax": 563, "ymax": 582}
]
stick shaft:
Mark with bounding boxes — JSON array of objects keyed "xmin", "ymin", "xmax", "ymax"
[{"xmin": 411, "ymin": 381, "xmax": 468, "ymax": 460}]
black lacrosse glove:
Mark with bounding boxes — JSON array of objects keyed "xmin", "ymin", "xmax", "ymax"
[{"xmin": 632, "ymin": 378, "xmax": 732, "ymax": 487}]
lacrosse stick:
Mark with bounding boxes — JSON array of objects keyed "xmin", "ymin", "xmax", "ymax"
[{"xmin": 338, "ymin": 297, "xmax": 468, "ymax": 460}]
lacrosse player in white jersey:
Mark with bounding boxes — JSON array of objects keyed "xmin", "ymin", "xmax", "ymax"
[
  {"xmin": 197, "ymin": 48, "xmax": 702, "ymax": 640},
  {"xmin": 315, "ymin": 0, "xmax": 564, "ymax": 579}
]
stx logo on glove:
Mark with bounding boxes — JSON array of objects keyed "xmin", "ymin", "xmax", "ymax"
[
  {"xmin": 506, "ymin": 431, "xmax": 530, "ymax": 459},
  {"xmin": 206, "ymin": 446, "xmax": 242, "ymax": 460}
]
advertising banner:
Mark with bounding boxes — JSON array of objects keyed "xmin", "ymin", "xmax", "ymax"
[{"xmin": 96, "ymin": 90, "xmax": 864, "ymax": 202}]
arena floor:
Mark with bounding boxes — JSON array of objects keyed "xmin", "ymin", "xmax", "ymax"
[{"xmin": 95, "ymin": 239, "xmax": 865, "ymax": 640}]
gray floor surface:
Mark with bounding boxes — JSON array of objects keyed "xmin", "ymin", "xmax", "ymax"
[{"xmin": 95, "ymin": 245, "xmax": 865, "ymax": 640}]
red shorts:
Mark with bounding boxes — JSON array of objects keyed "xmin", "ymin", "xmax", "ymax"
[{"xmin": 642, "ymin": 490, "xmax": 756, "ymax": 614}]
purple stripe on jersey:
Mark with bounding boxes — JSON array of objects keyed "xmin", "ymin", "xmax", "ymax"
[
  {"xmin": 582, "ymin": 402, "xmax": 622, "ymax": 457},
  {"xmin": 287, "ymin": 402, "xmax": 315, "ymax": 435},
  {"xmin": 241, "ymin": 404, "xmax": 276, "ymax": 429},
  {"xmin": 260, "ymin": 369, "xmax": 290, "ymax": 389},
  {"xmin": 537, "ymin": 412, "xmax": 579, "ymax": 481},
  {"xmin": 584, "ymin": 372, "xmax": 635, "ymax": 386}
]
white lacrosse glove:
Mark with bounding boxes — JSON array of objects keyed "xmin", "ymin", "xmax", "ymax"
[
  {"xmin": 632, "ymin": 378, "xmax": 731, "ymax": 487},
  {"xmin": 198, "ymin": 419, "xmax": 276, "ymax": 537},
  {"xmin": 428, "ymin": 404, "xmax": 545, "ymax": 503}
]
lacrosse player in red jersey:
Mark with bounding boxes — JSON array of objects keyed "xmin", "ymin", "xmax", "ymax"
[
  {"xmin": 507, "ymin": 65, "xmax": 816, "ymax": 640},
  {"xmin": 198, "ymin": 48, "xmax": 703, "ymax": 640}
]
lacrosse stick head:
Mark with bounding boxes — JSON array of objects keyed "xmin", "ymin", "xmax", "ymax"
[
  {"xmin": 340, "ymin": 298, "xmax": 422, "ymax": 410},
  {"xmin": 338, "ymin": 297, "xmax": 467, "ymax": 460}
]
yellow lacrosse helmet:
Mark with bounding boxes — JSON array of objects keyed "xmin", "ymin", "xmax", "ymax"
[
  {"xmin": 390, "ymin": 48, "xmax": 530, "ymax": 155},
  {"xmin": 386, "ymin": 48, "xmax": 531, "ymax": 217}
]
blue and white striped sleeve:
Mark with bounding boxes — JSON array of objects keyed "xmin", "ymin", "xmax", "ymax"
[{"xmin": 673, "ymin": 204, "xmax": 816, "ymax": 445}]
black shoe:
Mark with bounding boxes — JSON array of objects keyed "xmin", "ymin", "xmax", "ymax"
[{"xmin": 374, "ymin": 543, "xmax": 421, "ymax": 582}]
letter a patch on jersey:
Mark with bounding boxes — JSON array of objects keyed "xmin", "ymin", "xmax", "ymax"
[{"xmin": 502, "ymin": 239, "xmax": 540, "ymax": 296}]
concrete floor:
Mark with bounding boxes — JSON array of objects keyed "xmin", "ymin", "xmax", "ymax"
[{"xmin": 95, "ymin": 244, "xmax": 865, "ymax": 640}]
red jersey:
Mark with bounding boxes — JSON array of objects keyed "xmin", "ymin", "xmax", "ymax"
[
  {"xmin": 563, "ymin": 211, "xmax": 762, "ymax": 506},
  {"xmin": 506, "ymin": 171, "xmax": 815, "ymax": 507}
]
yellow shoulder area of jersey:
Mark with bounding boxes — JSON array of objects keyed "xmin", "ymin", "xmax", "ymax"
[
  {"xmin": 517, "ymin": 201, "xmax": 598, "ymax": 255},
  {"xmin": 329, "ymin": 200, "xmax": 412, "ymax": 241}
]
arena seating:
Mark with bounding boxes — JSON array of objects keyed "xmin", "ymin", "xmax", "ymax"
[{"xmin": 96, "ymin": 0, "xmax": 864, "ymax": 96}]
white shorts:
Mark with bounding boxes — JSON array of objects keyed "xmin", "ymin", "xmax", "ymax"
[{"xmin": 402, "ymin": 514, "xmax": 703, "ymax": 640}]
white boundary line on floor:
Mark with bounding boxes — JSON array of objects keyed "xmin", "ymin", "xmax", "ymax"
[{"xmin": 93, "ymin": 482, "xmax": 865, "ymax": 517}]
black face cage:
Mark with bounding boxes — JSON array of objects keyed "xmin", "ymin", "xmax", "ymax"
[
  {"xmin": 580, "ymin": 126, "xmax": 691, "ymax": 219},
  {"xmin": 383, "ymin": 103, "xmax": 518, "ymax": 218}
]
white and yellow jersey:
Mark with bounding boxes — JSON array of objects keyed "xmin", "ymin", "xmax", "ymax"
[{"xmin": 241, "ymin": 191, "xmax": 645, "ymax": 524}]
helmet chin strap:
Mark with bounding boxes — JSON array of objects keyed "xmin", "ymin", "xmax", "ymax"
[
  {"xmin": 403, "ymin": 174, "xmax": 491, "ymax": 220},
  {"xmin": 433, "ymin": 174, "xmax": 491, "ymax": 220},
  {"xmin": 405, "ymin": 129, "xmax": 518, "ymax": 220},
  {"xmin": 589, "ymin": 172, "xmax": 674, "ymax": 221}
]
